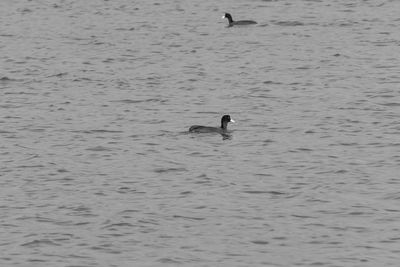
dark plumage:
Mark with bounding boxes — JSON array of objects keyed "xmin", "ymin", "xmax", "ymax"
[
  {"xmin": 222, "ymin": 13, "xmax": 257, "ymax": 27},
  {"xmin": 189, "ymin": 115, "xmax": 235, "ymax": 134}
]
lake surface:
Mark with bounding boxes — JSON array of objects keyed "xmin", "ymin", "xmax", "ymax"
[{"xmin": 1, "ymin": 0, "xmax": 400, "ymax": 266}]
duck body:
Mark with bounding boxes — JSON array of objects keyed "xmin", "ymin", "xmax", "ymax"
[{"xmin": 189, "ymin": 125, "xmax": 225, "ymax": 134}]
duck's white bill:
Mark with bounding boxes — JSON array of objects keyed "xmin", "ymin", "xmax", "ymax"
[
  {"xmin": 230, "ymin": 119, "xmax": 235, "ymax": 123},
  {"xmin": 222, "ymin": 15, "xmax": 225, "ymax": 19}
]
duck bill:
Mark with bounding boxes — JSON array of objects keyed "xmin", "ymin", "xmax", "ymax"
[
  {"xmin": 230, "ymin": 119, "xmax": 235, "ymax": 123},
  {"xmin": 222, "ymin": 15, "xmax": 225, "ymax": 19}
]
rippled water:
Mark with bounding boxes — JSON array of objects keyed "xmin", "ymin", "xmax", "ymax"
[{"xmin": 1, "ymin": 0, "xmax": 400, "ymax": 266}]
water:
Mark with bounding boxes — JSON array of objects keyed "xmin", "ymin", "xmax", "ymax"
[{"xmin": 1, "ymin": 0, "xmax": 400, "ymax": 266}]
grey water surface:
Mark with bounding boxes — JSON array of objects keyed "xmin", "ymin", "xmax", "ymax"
[{"xmin": 1, "ymin": 0, "xmax": 400, "ymax": 266}]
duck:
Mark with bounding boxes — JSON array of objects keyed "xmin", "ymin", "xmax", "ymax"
[
  {"xmin": 189, "ymin": 115, "xmax": 235, "ymax": 134},
  {"xmin": 222, "ymin": 13, "xmax": 257, "ymax": 27}
]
